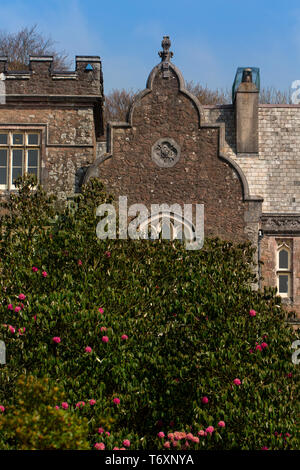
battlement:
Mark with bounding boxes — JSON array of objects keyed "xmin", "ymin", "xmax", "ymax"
[{"xmin": 0, "ymin": 55, "xmax": 103, "ymax": 98}]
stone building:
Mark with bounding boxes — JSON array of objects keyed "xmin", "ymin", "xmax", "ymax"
[
  {"xmin": 0, "ymin": 54, "xmax": 103, "ymax": 198},
  {"xmin": 0, "ymin": 37, "xmax": 299, "ymax": 322}
]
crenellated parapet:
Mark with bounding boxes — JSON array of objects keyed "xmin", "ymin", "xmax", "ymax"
[{"xmin": 0, "ymin": 55, "xmax": 103, "ymax": 98}]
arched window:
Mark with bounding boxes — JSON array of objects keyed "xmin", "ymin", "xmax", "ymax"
[{"xmin": 277, "ymin": 244, "xmax": 292, "ymax": 298}]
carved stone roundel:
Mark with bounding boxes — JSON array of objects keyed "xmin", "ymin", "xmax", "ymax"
[{"xmin": 151, "ymin": 137, "xmax": 181, "ymax": 168}]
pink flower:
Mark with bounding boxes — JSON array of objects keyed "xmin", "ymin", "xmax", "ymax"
[
  {"xmin": 18, "ymin": 327, "xmax": 26, "ymax": 335},
  {"xmin": 14, "ymin": 306, "xmax": 21, "ymax": 313},
  {"xmin": 76, "ymin": 401, "xmax": 85, "ymax": 408},
  {"xmin": 98, "ymin": 307, "xmax": 104, "ymax": 314},
  {"xmin": 18, "ymin": 293, "xmax": 26, "ymax": 301},
  {"xmin": 33, "ymin": 315, "xmax": 37, "ymax": 321},
  {"xmin": 218, "ymin": 421, "xmax": 225, "ymax": 428},
  {"xmin": 0, "ymin": 405, "xmax": 5, "ymax": 412},
  {"xmin": 105, "ymin": 431, "xmax": 110, "ymax": 436},
  {"xmin": 113, "ymin": 447, "xmax": 119, "ymax": 450},
  {"xmin": 9, "ymin": 325, "xmax": 15, "ymax": 334},
  {"xmin": 102, "ymin": 336, "xmax": 109, "ymax": 343},
  {"xmin": 287, "ymin": 373, "xmax": 293, "ymax": 378},
  {"xmin": 172, "ymin": 440, "xmax": 178, "ymax": 447},
  {"xmin": 249, "ymin": 309, "xmax": 256, "ymax": 317},
  {"xmin": 98, "ymin": 427, "xmax": 104, "ymax": 434},
  {"xmin": 261, "ymin": 342, "xmax": 268, "ymax": 349},
  {"xmin": 78, "ymin": 260, "xmax": 82, "ymax": 266},
  {"xmin": 7, "ymin": 304, "xmax": 13, "ymax": 310},
  {"xmin": 113, "ymin": 397, "xmax": 120, "ymax": 405},
  {"xmin": 205, "ymin": 426, "xmax": 214, "ymax": 434},
  {"xmin": 121, "ymin": 334, "xmax": 128, "ymax": 341},
  {"xmin": 20, "ymin": 303, "xmax": 24, "ymax": 310},
  {"xmin": 261, "ymin": 447, "xmax": 269, "ymax": 450},
  {"xmin": 192, "ymin": 436, "xmax": 199, "ymax": 444},
  {"xmin": 256, "ymin": 344, "xmax": 262, "ymax": 351},
  {"xmin": 85, "ymin": 346, "xmax": 92, "ymax": 353},
  {"xmin": 163, "ymin": 441, "xmax": 170, "ymax": 448},
  {"xmin": 42, "ymin": 271, "xmax": 48, "ymax": 278},
  {"xmin": 100, "ymin": 326, "xmax": 107, "ymax": 332},
  {"xmin": 198, "ymin": 430, "xmax": 205, "ymax": 436},
  {"xmin": 94, "ymin": 443, "xmax": 105, "ymax": 450},
  {"xmin": 123, "ymin": 439, "xmax": 130, "ymax": 447},
  {"xmin": 89, "ymin": 399, "xmax": 96, "ymax": 406},
  {"xmin": 61, "ymin": 402, "xmax": 69, "ymax": 409},
  {"xmin": 249, "ymin": 349, "xmax": 253, "ymax": 354},
  {"xmin": 55, "ymin": 405, "xmax": 60, "ymax": 410},
  {"xmin": 52, "ymin": 336, "xmax": 61, "ymax": 344},
  {"xmin": 32, "ymin": 266, "xmax": 38, "ymax": 272},
  {"xmin": 201, "ymin": 396, "xmax": 209, "ymax": 404},
  {"xmin": 186, "ymin": 433, "xmax": 194, "ymax": 441},
  {"xmin": 233, "ymin": 378, "xmax": 241, "ymax": 386},
  {"xmin": 157, "ymin": 432, "xmax": 165, "ymax": 438},
  {"xmin": 105, "ymin": 251, "xmax": 111, "ymax": 258}
]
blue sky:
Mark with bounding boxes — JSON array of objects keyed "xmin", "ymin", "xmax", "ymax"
[{"xmin": 1, "ymin": 0, "xmax": 300, "ymax": 94}]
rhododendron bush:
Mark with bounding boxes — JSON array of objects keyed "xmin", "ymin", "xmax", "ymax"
[{"xmin": 0, "ymin": 176, "xmax": 299, "ymax": 450}]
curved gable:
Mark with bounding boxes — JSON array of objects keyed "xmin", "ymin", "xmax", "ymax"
[{"xmin": 85, "ymin": 37, "xmax": 262, "ymax": 244}]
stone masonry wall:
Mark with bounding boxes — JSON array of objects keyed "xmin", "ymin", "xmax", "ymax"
[
  {"xmin": 204, "ymin": 104, "xmax": 300, "ymax": 213},
  {"xmin": 0, "ymin": 107, "xmax": 96, "ymax": 198},
  {"xmin": 0, "ymin": 56, "xmax": 103, "ymax": 96},
  {"xmin": 0, "ymin": 55, "xmax": 102, "ymax": 199},
  {"xmin": 260, "ymin": 236, "xmax": 300, "ymax": 319},
  {"xmin": 94, "ymin": 65, "xmax": 260, "ymax": 243}
]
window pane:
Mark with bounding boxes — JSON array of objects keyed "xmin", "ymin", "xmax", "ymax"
[
  {"xmin": 279, "ymin": 275, "xmax": 289, "ymax": 294},
  {"xmin": 0, "ymin": 149, "xmax": 7, "ymax": 166},
  {"xmin": 0, "ymin": 167, "xmax": 6, "ymax": 185},
  {"xmin": 12, "ymin": 149, "xmax": 23, "ymax": 167},
  {"xmin": 12, "ymin": 167, "xmax": 22, "ymax": 183},
  {"xmin": 13, "ymin": 134, "xmax": 24, "ymax": 145},
  {"xmin": 0, "ymin": 133, "xmax": 8, "ymax": 145},
  {"xmin": 28, "ymin": 149, "xmax": 38, "ymax": 167},
  {"xmin": 27, "ymin": 167, "xmax": 37, "ymax": 177},
  {"xmin": 279, "ymin": 249, "xmax": 289, "ymax": 269},
  {"xmin": 27, "ymin": 134, "xmax": 39, "ymax": 145}
]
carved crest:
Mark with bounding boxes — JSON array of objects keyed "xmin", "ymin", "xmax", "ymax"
[{"xmin": 151, "ymin": 138, "xmax": 181, "ymax": 168}]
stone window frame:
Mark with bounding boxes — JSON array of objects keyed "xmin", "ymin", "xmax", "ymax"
[
  {"xmin": 276, "ymin": 242, "xmax": 292, "ymax": 298},
  {"xmin": 0, "ymin": 127, "xmax": 43, "ymax": 191}
]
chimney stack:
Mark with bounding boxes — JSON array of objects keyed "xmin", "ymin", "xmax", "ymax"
[{"xmin": 235, "ymin": 67, "xmax": 259, "ymax": 154}]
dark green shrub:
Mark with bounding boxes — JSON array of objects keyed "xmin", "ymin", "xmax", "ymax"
[{"xmin": 0, "ymin": 176, "xmax": 299, "ymax": 450}]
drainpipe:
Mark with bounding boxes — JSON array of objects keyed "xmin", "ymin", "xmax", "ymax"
[{"xmin": 258, "ymin": 229, "xmax": 264, "ymax": 289}]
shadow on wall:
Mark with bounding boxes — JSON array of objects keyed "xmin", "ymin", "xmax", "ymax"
[{"xmin": 75, "ymin": 166, "xmax": 88, "ymax": 193}]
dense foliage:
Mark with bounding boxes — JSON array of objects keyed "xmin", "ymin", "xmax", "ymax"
[{"xmin": 0, "ymin": 176, "xmax": 299, "ymax": 450}]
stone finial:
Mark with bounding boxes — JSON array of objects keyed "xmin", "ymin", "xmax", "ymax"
[
  {"xmin": 159, "ymin": 36, "xmax": 173, "ymax": 78},
  {"xmin": 159, "ymin": 36, "xmax": 173, "ymax": 62}
]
